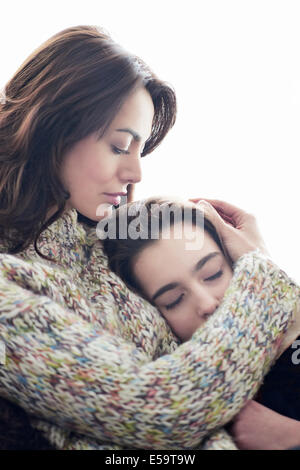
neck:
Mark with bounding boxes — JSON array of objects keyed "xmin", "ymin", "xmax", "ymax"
[{"xmin": 46, "ymin": 203, "xmax": 72, "ymax": 221}]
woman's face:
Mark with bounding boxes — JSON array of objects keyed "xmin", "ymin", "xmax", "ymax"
[
  {"xmin": 60, "ymin": 87, "xmax": 154, "ymax": 221},
  {"xmin": 133, "ymin": 224, "xmax": 233, "ymax": 342}
]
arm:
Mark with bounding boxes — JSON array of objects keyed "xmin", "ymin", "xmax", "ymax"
[
  {"xmin": 0, "ymin": 251, "xmax": 298, "ymax": 450},
  {"xmin": 229, "ymin": 400, "xmax": 300, "ymax": 450}
]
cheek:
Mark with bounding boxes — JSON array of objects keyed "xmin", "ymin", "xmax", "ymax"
[
  {"xmin": 162, "ymin": 310, "xmax": 193, "ymax": 341},
  {"xmin": 63, "ymin": 141, "xmax": 118, "ymax": 186},
  {"xmin": 218, "ymin": 270, "xmax": 233, "ymax": 297},
  {"xmin": 83, "ymin": 153, "xmax": 116, "ymax": 184}
]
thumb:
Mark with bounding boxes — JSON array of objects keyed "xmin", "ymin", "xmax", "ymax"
[
  {"xmin": 197, "ymin": 200, "xmax": 250, "ymax": 262},
  {"xmin": 198, "ymin": 199, "xmax": 236, "ymax": 238}
]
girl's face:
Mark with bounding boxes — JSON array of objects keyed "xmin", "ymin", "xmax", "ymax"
[
  {"xmin": 133, "ymin": 223, "xmax": 233, "ymax": 342},
  {"xmin": 60, "ymin": 87, "xmax": 154, "ymax": 221}
]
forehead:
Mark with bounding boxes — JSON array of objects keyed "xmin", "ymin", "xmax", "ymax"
[
  {"xmin": 151, "ymin": 224, "xmax": 219, "ymax": 261},
  {"xmin": 133, "ymin": 225, "xmax": 221, "ymax": 290}
]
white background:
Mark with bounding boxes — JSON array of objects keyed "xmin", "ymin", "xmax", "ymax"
[{"xmin": 1, "ymin": 0, "xmax": 299, "ymax": 281}]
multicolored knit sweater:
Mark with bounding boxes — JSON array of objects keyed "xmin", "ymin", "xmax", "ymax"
[{"xmin": 0, "ymin": 208, "xmax": 299, "ymax": 450}]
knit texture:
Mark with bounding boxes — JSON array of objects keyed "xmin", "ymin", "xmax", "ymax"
[{"xmin": 0, "ymin": 208, "xmax": 299, "ymax": 450}]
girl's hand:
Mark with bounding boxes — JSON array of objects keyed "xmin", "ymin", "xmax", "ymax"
[
  {"xmin": 189, "ymin": 198, "xmax": 269, "ymax": 263},
  {"xmin": 228, "ymin": 400, "xmax": 300, "ymax": 450}
]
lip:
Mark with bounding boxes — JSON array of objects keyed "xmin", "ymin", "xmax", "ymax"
[{"xmin": 103, "ymin": 192, "xmax": 127, "ymax": 206}]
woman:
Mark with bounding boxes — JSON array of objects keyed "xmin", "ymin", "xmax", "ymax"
[{"xmin": 0, "ymin": 25, "xmax": 298, "ymax": 450}]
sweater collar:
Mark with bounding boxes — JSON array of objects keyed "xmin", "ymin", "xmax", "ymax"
[{"xmin": 26, "ymin": 208, "xmax": 94, "ymax": 267}]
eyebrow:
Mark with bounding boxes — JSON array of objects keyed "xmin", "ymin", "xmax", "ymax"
[
  {"xmin": 151, "ymin": 252, "xmax": 221, "ymax": 302},
  {"xmin": 116, "ymin": 128, "xmax": 141, "ymax": 142}
]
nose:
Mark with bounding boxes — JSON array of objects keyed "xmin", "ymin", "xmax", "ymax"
[
  {"xmin": 194, "ymin": 289, "xmax": 219, "ymax": 319},
  {"xmin": 119, "ymin": 152, "xmax": 142, "ymax": 185}
]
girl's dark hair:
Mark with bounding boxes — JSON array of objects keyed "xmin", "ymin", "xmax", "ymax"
[
  {"xmin": 102, "ymin": 197, "xmax": 227, "ymax": 301},
  {"xmin": 0, "ymin": 25, "xmax": 176, "ymax": 260}
]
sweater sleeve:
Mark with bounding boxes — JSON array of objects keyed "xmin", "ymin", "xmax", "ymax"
[{"xmin": 0, "ymin": 250, "xmax": 299, "ymax": 450}]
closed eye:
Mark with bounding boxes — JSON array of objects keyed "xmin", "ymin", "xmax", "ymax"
[
  {"xmin": 111, "ymin": 145, "xmax": 130, "ymax": 155},
  {"xmin": 205, "ymin": 270, "xmax": 223, "ymax": 281},
  {"xmin": 164, "ymin": 293, "xmax": 185, "ymax": 310}
]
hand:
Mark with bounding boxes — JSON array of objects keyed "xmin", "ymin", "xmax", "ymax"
[
  {"xmin": 189, "ymin": 198, "xmax": 269, "ymax": 263},
  {"xmin": 228, "ymin": 400, "xmax": 300, "ymax": 450}
]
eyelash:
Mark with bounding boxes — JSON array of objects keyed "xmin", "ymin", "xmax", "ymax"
[
  {"xmin": 165, "ymin": 294, "xmax": 184, "ymax": 310},
  {"xmin": 111, "ymin": 145, "xmax": 130, "ymax": 155},
  {"xmin": 206, "ymin": 270, "xmax": 223, "ymax": 281},
  {"xmin": 111, "ymin": 145, "xmax": 145, "ymax": 157},
  {"xmin": 164, "ymin": 270, "xmax": 223, "ymax": 310}
]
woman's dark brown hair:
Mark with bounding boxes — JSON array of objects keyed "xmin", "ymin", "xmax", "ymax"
[
  {"xmin": 102, "ymin": 197, "xmax": 229, "ymax": 302},
  {"xmin": 0, "ymin": 25, "xmax": 176, "ymax": 260}
]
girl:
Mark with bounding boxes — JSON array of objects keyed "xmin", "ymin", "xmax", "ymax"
[
  {"xmin": 102, "ymin": 197, "xmax": 300, "ymax": 449},
  {"xmin": 102, "ymin": 197, "xmax": 234, "ymax": 342}
]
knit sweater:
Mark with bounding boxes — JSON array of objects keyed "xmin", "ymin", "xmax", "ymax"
[{"xmin": 0, "ymin": 208, "xmax": 299, "ymax": 450}]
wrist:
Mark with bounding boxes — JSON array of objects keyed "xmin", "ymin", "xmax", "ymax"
[{"xmin": 282, "ymin": 419, "xmax": 300, "ymax": 450}]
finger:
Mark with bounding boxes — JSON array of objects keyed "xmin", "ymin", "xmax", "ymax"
[
  {"xmin": 189, "ymin": 198, "xmax": 236, "ymax": 226},
  {"xmin": 197, "ymin": 200, "xmax": 237, "ymax": 245},
  {"xmin": 188, "ymin": 197, "xmax": 205, "ymax": 204},
  {"xmin": 196, "ymin": 199, "xmax": 236, "ymax": 227},
  {"xmin": 200, "ymin": 199, "xmax": 247, "ymax": 227},
  {"xmin": 198, "ymin": 200, "xmax": 256, "ymax": 263}
]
